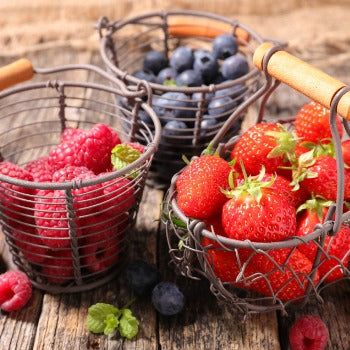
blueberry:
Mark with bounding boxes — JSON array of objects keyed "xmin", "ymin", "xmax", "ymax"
[
  {"xmin": 214, "ymin": 82, "xmax": 247, "ymax": 102},
  {"xmin": 157, "ymin": 67, "xmax": 178, "ymax": 85},
  {"xmin": 212, "ymin": 73, "xmax": 225, "ymax": 85},
  {"xmin": 143, "ymin": 50, "xmax": 168, "ymax": 75},
  {"xmin": 151, "ymin": 282, "xmax": 185, "ymax": 316},
  {"xmin": 200, "ymin": 114, "xmax": 219, "ymax": 135},
  {"xmin": 162, "ymin": 120, "xmax": 188, "ymax": 137},
  {"xmin": 132, "ymin": 69, "xmax": 156, "ymax": 83},
  {"xmin": 192, "ymin": 91, "xmax": 215, "ymax": 108},
  {"xmin": 208, "ymin": 96, "xmax": 236, "ymax": 116},
  {"xmin": 176, "ymin": 69, "xmax": 203, "ymax": 87},
  {"xmin": 212, "ymin": 34, "xmax": 238, "ymax": 60},
  {"xmin": 170, "ymin": 46, "xmax": 194, "ymax": 73},
  {"xmin": 153, "ymin": 92, "xmax": 194, "ymax": 121},
  {"xmin": 221, "ymin": 55, "xmax": 249, "ymax": 80},
  {"xmin": 124, "ymin": 259, "xmax": 161, "ymax": 296},
  {"xmin": 193, "ymin": 50, "xmax": 218, "ymax": 84}
]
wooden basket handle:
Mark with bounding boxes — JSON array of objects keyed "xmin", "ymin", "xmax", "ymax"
[
  {"xmin": 168, "ymin": 17, "xmax": 250, "ymax": 43},
  {"xmin": 253, "ymin": 42, "xmax": 350, "ymax": 120},
  {"xmin": 0, "ymin": 59, "xmax": 34, "ymax": 91}
]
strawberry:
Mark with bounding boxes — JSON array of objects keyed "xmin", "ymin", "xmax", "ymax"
[
  {"xmin": 341, "ymin": 139, "xmax": 350, "ymax": 167},
  {"xmin": 296, "ymin": 196, "xmax": 350, "ymax": 282},
  {"xmin": 230, "ymin": 123, "xmax": 297, "ymax": 176},
  {"xmin": 294, "ymin": 100, "xmax": 343, "ymax": 143},
  {"xmin": 176, "ymin": 154, "xmax": 232, "ymax": 220},
  {"xmin": 222, "ymin": 168, "xmax": 297, "ymax": 243}
]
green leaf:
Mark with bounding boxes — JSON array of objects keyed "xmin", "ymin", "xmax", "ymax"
[
  {"xmin": 86, "ymin": 303, "xmax": 121, "ymax": 334},
  {"xmin": 163, "ymin": 79, "xmax": 177, "ymax": 86},
  {"xmin": 119, "ymin": 309, "xmax": 139, "ymax": 340},
  {"xmin": 111, "ymin": 144, "xmax": 142, "ymax": 178},
  {"xmin": 104, "ymin": 314, "xmax": 120, "ymax": 335}
]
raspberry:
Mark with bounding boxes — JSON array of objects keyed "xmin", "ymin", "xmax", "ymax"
[
  {"xmin": 289, "ymin": 315, "xmax": 329, "ymax": 350},
  {"xmin": 98, "ymin": 173, "xmax": 135, "ymax": 216},
  {"xmin": 42, "ymin": 249, "xmax": 74, "ymax": 284},
  {"xmin": 24, "ymin": 156, "xmax": 54, "ymax": 182},
  {"xmin": 52, "ymin": 165, "xmax": 94, "ymax": 183},
  {"xmin": 60, "ymin": 127, "xmax": 84, "ymax": 143},
  {"xmin": 11, "ymin": 222, "xmax": 48, "ymax": 264},
  {"xmin": 0, "ymin": 161, "xmax": 35, "ymax": 223},
  {"xmin": 124, "ymin": 142, "xmax": 145, "ymax": 154},
  {"xmin": 0, "ymin": 270, "xmax": 32, "ymax": 312},
  {"xmin": 48, "ymin": 124, "xmax": 121, "ymax": 174}
]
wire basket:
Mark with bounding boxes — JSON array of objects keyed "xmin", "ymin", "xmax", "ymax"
[
  {"xmin": 0, "ymin": 59, "xmax": 161, "ymax": 293},
  {"xmin": 162, "ymin": 42, "xmax": 350, "ymax": 315},
  {"xmin": 97, "ymin": 10, "xmax": 269, "ymax": 186}
]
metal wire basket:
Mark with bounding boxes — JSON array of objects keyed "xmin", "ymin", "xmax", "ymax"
[
  {"xmin": 162, "ymin": 42, "xmax": 350, "ymax": 315},
  {"xmin": 97, "ymin": 10, "xmax": 269, "ymax": 186},
  {"xmin": 0, "ymin": 59, "xmax": 161, "ymax": 293}
]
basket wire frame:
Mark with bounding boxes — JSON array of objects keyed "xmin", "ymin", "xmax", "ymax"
[
  {"xmin": 98, "ymin": 10, "xmax": 270, "ymax": 187},
  {"xmin": 0, "ymin": 63, "xmax": 161, "ymax": 293},
  {"xmin": 162, "ymin": 45, "xmax": 350, "ymax": 315}
]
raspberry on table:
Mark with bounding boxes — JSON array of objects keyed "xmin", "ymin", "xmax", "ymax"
[
  {"xmin": 289, "ymin": 315, "xmax": 329, "ymax": 350},
  {"xmin": 0, "ymin": 270, "xmax": 32, "ymax": 312}
]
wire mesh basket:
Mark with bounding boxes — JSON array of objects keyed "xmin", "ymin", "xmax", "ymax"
[
  {"xmin": 0, "ymin": 59, "xmax": 161, "ymax": 293},
  {"xmin": 97, "ymin": 10, "xmax": 269, "ymax": 187},
  {"xmin": 162, "ymin": 42, "xmax": 350, "ymax": 315}
]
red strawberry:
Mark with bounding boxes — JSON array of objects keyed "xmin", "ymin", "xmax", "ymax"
[
  {"xmin": 222, "ymin": 169, "xmax": 297, "ymax": 243},
  {"xmin": 24, "ymin": 156, "xmax": 54, "ymax": 182},
  {"xmin": 296, "ymin": 197, "xmax": 350, "ymax": 282},
  {"xmin": 231, "ymin": 123, "xmax": 296, "ymax": 176},
  {"xmin": 294, "ymin": 100, "xmax": 343, "ymax": 143},
  {"xmin": 176, "ymin": 154, "xmax": 232, "ymax": 220},
  {"xmin": 341, "ymin": 139, "xmax": 350, "ymax": 167}
]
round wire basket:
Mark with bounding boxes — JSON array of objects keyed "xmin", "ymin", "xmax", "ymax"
[
  {"xmin": 97, "ymin": 10, "xmax": 270, "ymax": 187},
  {"xmin": 0, "ymin": 59, "xmax": 161, "ymax": 293},
  {"xmin": 162, "ymin": 42, "xmax": 350, "ymax": 315}
]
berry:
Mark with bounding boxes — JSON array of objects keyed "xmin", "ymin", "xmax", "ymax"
[
  {"xmin": 42, "ymin": 249, "xmax": 74, "ymax": 284},
  {"xmin": 52, "ymin": 165, "xmax": 94, "ymax": 182},
  {"xmin": 221, "ymin": 54, "xmax": 249, "ymax": 80},
  {"xmin": 60, "ymin": 127, "xmax": 84, "ymax": 143},
  {"xmin": 0, "ymin": 270, "xmax": 32, "ymax": 312},
  {"xmin": 192, "ymin": 91, "xmax": 214, "ymax": 108},
  {"xmin": 161, "ymin": 120, "xmax": 189, "ymax": 141},
  {"xmin": 156, "ymin": 67, "xmax": 178, "ymax": 85},
  {"xmin": 24, "ymin": 156, "xmax": 54, "ymax": 182},
  {"xmin": 341, "ymin": 139, "xmax": 350, "ymax": 167},
  {"xmin": 294, "ymin": 101, "xmax": 343, "ymax": 143},
  {"xmin": 143, "ymin": 50, "xmax": 168, "ymax": 75},
  {"xmin": 124, "ymin": 259, "xmax": 161, "ymax": 296},
  {"xmin": 176, "ymin": 69, "xmax": 203, "ymax": 87},
  {"xmin": 200, "ymin": 115, "xmax": 219, "ymax": 139},
  {"xmin": 131, "ymin": 69, "xmax": 156, "ymax": 83},
  {"xmin": 214, "ymin": 82, "xmax": 247, "ymax": 101},
  {"xmin": 212, "ymin": 34, "xmax": 238, "ymax": 60},
  {"xmin": 151, "ymin": 282, "xmax": 185, "ymax": 316},
  {"xmin": 208, "ymin": 96, "xmax": 236, "ymax": 116},
  {"xmin": 176, "ymin": 154, "xmax": 232, "ymax": 220},
  {"xmin": 289, "ymin": 315, "xmax": 328, "ymax": 350},
  {"xmin": 193, "ymin": 50, "xmax": 218, "ymax": 84},
  {"xmin": 169, "ymin": 46, "xmax": 194, "ymax": 73},
  {"xmin": 124, "ymin": 142, "xmax": 145, "ymax": 154}
]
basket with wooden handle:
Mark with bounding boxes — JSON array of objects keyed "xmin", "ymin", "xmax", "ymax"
[
  {"xmin": 97, "ymin": 10, "xmax": 272, "ymax": 187},
  {"xmin": 0, "ymin": 59, "xmax": 161, "ymax": 293},
  {"xmin": 162, "ymin": 42, "xmax": 350, "ymax": 315}
]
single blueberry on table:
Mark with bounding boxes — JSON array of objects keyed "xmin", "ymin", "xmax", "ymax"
[
  {"xmin": 143, "ymin": 50, "xmax": 168, "ymax": 75},
  {"xmin": 132, "ymin": 69, "xmax": 156, "ymax": 83},
  {"xmin": 208, "ymin": 96, "xmax": 236, "ymax": 116},
  {"xmin": 176, "ymin": 69, "xmax": 203, "ymax": 87},
  {"xmin": 124, "ymin": 259, "xmax": 161, "ymax": 296},
  {"xmin": 170, "ymin": 46, "xmax": 194, "ymax": 73},
  {"xmin": 193, "ymin": 50, "xmax": 218, "ymax": 85},
  {"xmin": 221, "ymin": 54, "xmax": 249, "ymax": 80},
  {"xmin": 212, "ymin": 33, "xmax": 238, "ymax": 60},
  {"xmin": 157, "ymin": 67, "xmax": 178, "ymax": 85},
  {"xmin": 151, "ymin": 281, "xmax": 185, "ymax": 316}
]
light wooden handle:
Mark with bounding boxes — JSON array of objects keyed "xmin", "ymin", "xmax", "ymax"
[
  {"xmin": 168, "ymin": 17, "xmax": 250, "ymax": 43},
  {"xmin": 253, "ymin": 42, "xmax": 350, "ymax": 120},
  {"xmin": 0, "ymin": 59, "xmax": 34, "ymax": 91}
]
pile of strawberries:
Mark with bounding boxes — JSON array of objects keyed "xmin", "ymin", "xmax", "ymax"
[
  {"xmin": 0, "ymin": 123, "xmax": 143, "ymax": 284},
  {"xmin": 175, "ymin": 100, "xmax": 350, "ymax": 302}
]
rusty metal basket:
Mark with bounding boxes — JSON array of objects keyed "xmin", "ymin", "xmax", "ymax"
[
  {"xmin": 0, "ymin": 59, "xmax": 161, "ymax": 293},
  {"xmin": 162, "ymin": 42, "xmax": 350, "ymax": 315},
  {"xmin": 97, "ymin": 10, "xmax": 270, "ymax": 187}
]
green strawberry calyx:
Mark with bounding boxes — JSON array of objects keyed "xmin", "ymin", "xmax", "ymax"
[
  {"xmin": 296, "ymin": 194, "xmax": 333, "ymax": 221},
  {"xmin": 222, "ymin": 164, "xmax": 274, "ymax": 204},
  {"xmin": 300, "ymin": 139, "xmax": 335, "ymax": 158}
]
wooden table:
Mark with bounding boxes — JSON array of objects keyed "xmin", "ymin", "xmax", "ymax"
[{"xmin": 0, "ymin": 47, "xmax": 349, "ymax": 350}]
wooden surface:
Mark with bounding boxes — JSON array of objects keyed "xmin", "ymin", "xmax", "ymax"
[{"xmin": 0, "ymin": 48, "xmax": 350, "ymax": 350}]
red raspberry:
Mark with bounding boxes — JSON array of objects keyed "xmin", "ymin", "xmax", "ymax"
[
  {"xmin": 42, "ymin": 249, "xmax": 74, "ymax": 284},
  {"xmin": 48, "ymin": 123, "xmax": 121, "ymax": 174},
  {"xmin": 98, "ymin": 173, "xmax": 135, "ymax": 216},
  {"xmin": 60, "ymin": 127, "xmax": 84, "ymax": 143},
  {"xmin": 289, "ymin": 315, "xmax": 329, "ymax": 350},
  {"xmin": 11, "ymin": 222, "xmax": 48, "ymax": 264},
  {"xmin": 0, "ymin": 270, "xmax": 32, "ymax": 312},
  {"xmin": 52, "ymin": 165, "xmax": 94, "ymax": 182},
  {"xmin": 124, "ymin": 142, "xmax": 145, "ymax": 153},
  {"xmin": 24, "ymin": 156, "xmax": 54, "ymax": 182},
  {"xmin": 0, "ymin": 161, "xmax": 35, "ymax": 223}
]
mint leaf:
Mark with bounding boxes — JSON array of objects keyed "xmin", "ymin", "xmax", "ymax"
[
  {"xmin": 104, "ymin": 314, "xmax": 120, "ymax": 335},
  {"xmin": 86, "ymin": 303, "xmax": 121, "ymax": 334},
  {"xmin": 119, "ymin": 309, "xmax": 139, "ymax": 340},
  {"xmin": 111, "ymin": 144, "xmax": 142, "ymax": 178}
]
